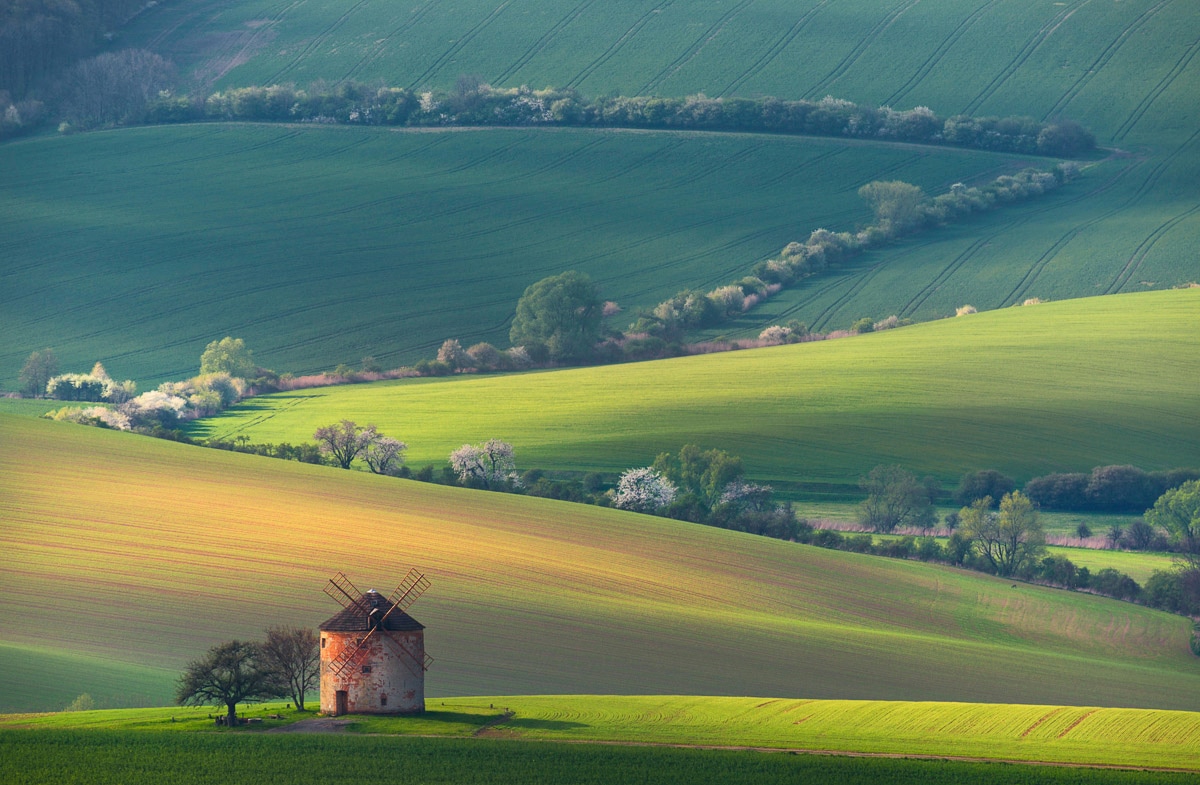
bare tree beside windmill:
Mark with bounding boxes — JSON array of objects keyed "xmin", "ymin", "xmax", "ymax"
[{"xmin": 319, "ymin": 569, "xmax": 433, "ymax": 715}]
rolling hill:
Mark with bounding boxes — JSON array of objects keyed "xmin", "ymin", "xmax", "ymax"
[
  {"xmin": 187, "ymin": 289, "xmax": 1200, "ymax": 492},
  {"xmin": 3, "ymin": 411, "xmax": 1200, "ymax": 715},
  {"xmin": 4, "ymin": 0, "xmax": 1198, "ymax": 387},
  {"xmin": 0, "ymin": 124, "xmax": 1028, "ymax": 387}
]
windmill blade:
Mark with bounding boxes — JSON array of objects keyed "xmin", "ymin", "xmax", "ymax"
[
  {"xmin": 384, "ymin": 634, "xmax": 433, "ymax": 678},
  {"xmin": 379, "ymin": 569, "xmax": 430, "ymax": 625},
  {"xmin": 327, "ymin": 627, "xmax": 378, "ymax": 676},
  {"xmin": 324, "ymin": 571, "xmax": 372, "ymax": 616}
]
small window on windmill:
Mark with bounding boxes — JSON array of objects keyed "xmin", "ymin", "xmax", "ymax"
[
  {"xmin": 361, "ymin": 665, "xmax": 372, "ymax": 674},
  {"xmin": 321, "ymin": 637, "xmax": 326, "ymax": 648},
  {"xmin": 380, "ymin": 694, "xmax": 388, "ymax": 707}
]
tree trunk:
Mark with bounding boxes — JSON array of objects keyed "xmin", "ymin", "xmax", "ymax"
[{"xmin": 226, "ymin": 702, "xmax": 238, "ymax": 727}]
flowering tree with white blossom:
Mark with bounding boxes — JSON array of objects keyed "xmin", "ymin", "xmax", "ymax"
[{"xmin": 613, "ymin": 468, "xmax": 677, "ymax": 513}]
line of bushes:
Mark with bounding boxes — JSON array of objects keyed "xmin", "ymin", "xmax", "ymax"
[
  {"xmin": 799, "ymin": 527, "xmax": 1200, "ymax": 626},
  {"xmin": 140, "ymin": 79, "xmax": 1094, "ymax": 156}
]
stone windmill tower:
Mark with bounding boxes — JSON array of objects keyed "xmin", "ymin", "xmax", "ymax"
[{"xmin": 319, "ymin": 570, "xmax": 433, "ymax": 715}]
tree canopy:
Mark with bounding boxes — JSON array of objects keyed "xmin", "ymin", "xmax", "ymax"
[
  {"xmin": 18, "ymin": 348, "xmax": 57, "ymax": 397},
  {"xmin": 176, "ymin": 640, "xmax": 282, "ymax": 726},
  {"xmin": 199, "ymin": 337, "xmax": 256, "ymax": 378},
  {"xmin": 509, "ymin": 271, "xmax": 602, "ymax": 363},
  {"xmin": 960, "ymin": 491, "xmax": 1045, "ymax": 576}
]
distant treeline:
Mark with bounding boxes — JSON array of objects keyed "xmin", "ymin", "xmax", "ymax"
[
  {"xmin": 148, "ymin": 80, "xmax": 1096, "ymax": 157},
  {"xmin": 1026, "ymin": 465, "xmax": 1200, "ymax": 514},
  {"xmin": 21, "ymin": 56, "xmax": 1096, "ymax": 158},
  {"xmin": 0, "ymin": 0, "xmax": 147, "ymax": 97}
]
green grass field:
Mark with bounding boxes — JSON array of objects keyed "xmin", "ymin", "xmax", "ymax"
[
  {"xmin": 0, "ymin": 124, "xmax": 1029, "ymax": 387},
  {"xmin": 4, "ymin": 412, "xmax": 1200, "ymax": 715},
  {"xmin": 6, "ymin": 696, "xmax": 1200, "ymax": 771},
  {"xmin": 188, "ymin": 290, "xmax": 1200, "ymax": 492},
  {"xmin": 123, "ymin": 0, "xmax": 1198, "ymax": 149},
  {"xmin": 4, "ymin": 731, "xmax": 1195, "ymax": 785},
  {"xmin": 6, "ymin": 0, "xmax": 1196, "ymax": 388}
]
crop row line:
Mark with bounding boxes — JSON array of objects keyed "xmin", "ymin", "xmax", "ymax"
[
  {"xmin": 719, "ymin": 0, "xmax": 829, "ymax": 98},
  {"xmin": 1042, "ymin": 0, "xmax": 1174, "ymax": 121},
  {"xmin": 564, "ymin": 0, "xmax": 676, "ymax": 90},
  {"xmin": 264, "ymin": 0, "xmax": 371, "ymax": 85},
  {"xmin": 883, "ymin": 0, "xmax": 1004, "ymax": 107},
  {"xmin": 637, "ymin": 0, "xmax": 756, "ymax": 96},
  {"xmin": 960, "ymin": 0, "xmax": 1091, "ymax": 115},
  {"xmin": 406, "ymin": 1, "xmax": 513, "ymax": 91},
  {"xmin": 803, "ymin": 0, "xmax": 921, "ymax": 100},
  {"xmin": 493, "ymin": 0, "xmax": 599, "ymax": 86},
  {"xmin": 1114, "ymin": 33, "xmax": 1200, "ymax": 141}
]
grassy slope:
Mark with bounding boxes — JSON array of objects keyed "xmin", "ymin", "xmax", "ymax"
[
  {"xmin": 3, "ymin": 732, "xmax": 1195, "ymax": 785},
  {"xmin": 6, "ymin": 697, "xmax": 1200, "ymax": 770},
  {"xmin": 4, "ymin": 1, "xmax": 1197, "ymax": 385},
  {"xmin": 189, "ymin": 290, "xmax": 1200, "ymax": 490},
  {"xmin": 3, "ymin": 413, "xmax": 1200, "ymax": 715},
  {"xmin": 0, "ymin": 125, "xmax": 1019, "ymax": 387}
]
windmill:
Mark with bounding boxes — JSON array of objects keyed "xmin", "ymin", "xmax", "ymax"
[{"xmin": 319, "ymin": 569, "xmax": 432, "ymax": 715}]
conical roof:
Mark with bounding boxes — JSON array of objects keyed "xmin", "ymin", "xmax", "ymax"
[{"xmin": 319, "ymin": 589, "xmax": 424, "ymax": 632}]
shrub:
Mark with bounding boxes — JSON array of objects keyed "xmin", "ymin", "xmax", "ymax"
[
  {"xmin": 1090, "ymin": 568, "xmax": 1141, "ymax": 602},
  {"xmin": 955, "ymin": 469, "xmax": 1016, "ymax": 507},
  {"xmin": 955, "ymin": 304, "xmax": 977, "ymax": 316}
]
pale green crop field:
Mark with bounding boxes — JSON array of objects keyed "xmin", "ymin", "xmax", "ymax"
[
  {"xmin": 4, "ymin": 412, "xmax": 1200, "ymax": 715},
  {"xmin": 0, "ymin": 124, "xmax": 1025, "ymax": 387},
  {"xmin": 189, "ymin": 290, "xmax": 1200, "ymax": 492},
  {"xmin": 6, "ymin": 696, "xmax": 1200, "ymax": 770}
]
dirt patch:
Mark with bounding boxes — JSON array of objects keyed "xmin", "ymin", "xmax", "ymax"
[{"xmin": 268, "ymin": 717, "xmax": 353, "ymax": 733}]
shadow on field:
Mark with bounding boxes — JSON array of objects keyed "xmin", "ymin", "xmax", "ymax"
[{"xmin": 501, "ymin": 718, "xmax": 589, "ymax": 731}]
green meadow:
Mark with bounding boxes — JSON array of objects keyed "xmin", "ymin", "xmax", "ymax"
[
  {"xmin": 0, "ymin": 124, "xmax": 1026, "ymax": 387},
  {"xmin": 124, "ymin": 0, "xmax": 1198, "ymax": 144},
  {"xmin": 4, "ymin": 412, "xmax": 1200, "ymax": 715},
  {"xmin": 5, "ymin": 0, "xmax": 1197, "ymax": 387},
  {"xmin": 4, "ymin": 730, "xmax": 1195, "ymax": 785},
  {"xmin": 189, "ymin": 290, "xmax": 1200, "ymax": 492},
  {"xmin": 6, "ymin": 696, "xmax": 1200, "ymax": 771}
]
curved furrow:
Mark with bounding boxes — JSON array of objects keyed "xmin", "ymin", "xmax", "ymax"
[
  {"xmin": 587, "ymin": 138, "xmax": 688, "ymax": 185},
  {"xmin": 1042, "ymin": 0, "xmax": 1174, "ymax": 121},
  {"xmin": 492, "ymin": 0, "xmax": 599, "ymax": 86},
  {"xmin": 900, "ymin": 236, "xmax": 990, "ymax": 317},
  {"xmin": 564, "ymin": 0, "xmax": 677, "ymax": 90},
  {"xmin": 263, "ymin": 0, "xmax": 373, "ymax": 85},
  {"xmin": 637, "ymin": 0, "xmax": 756, "ymax": 96},
  {"xmin": 803, "ymin": 0, "xmax": 921, "ymax": 100},
  {"xmin": 406, "ymin": 1, "xmax": 514, "ymax": 91},
  {"xmin": 1000, "ymin": 157, "xmax": 1157, "ymax": 304},
  {"xmin": 719, "ymin": 1, "xmax": 830, "ymax": 98},
  {"xmin": 342, "ymin": 0, "xmax": 439, "ymax": 83},
  {"xmin": 480, "ymin": 136, "xmax": 610, "ymax": 186},
  {"xmin": 656, "ymin": 142, "xmax": 766, "ymax": 190},
  {"xmin": 884, "ymin": 0, "xmax": 1004, "ymax": 107},
  {"xmin": 758, "ymin": 148, "xmax": 846, "ymax": 187},
  {"xmin": 809, "ymin": 259, "xmax": 890, "ymax": 330},
  {"xmin": 960, "ymin": 0, "xmax": 1090, "ymax": 115},
  {"xmin": 1106, "ymin": 202, "xmax": 1200, "ymax": 294},
  {"xmin": 1114, "ymin": 35, "xmax": 1200, "ymax": 141}
]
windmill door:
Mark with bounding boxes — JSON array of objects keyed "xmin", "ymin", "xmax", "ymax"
[{"xmin": 335, "ymin": 690, "xmax": 348, "ymax": 716}]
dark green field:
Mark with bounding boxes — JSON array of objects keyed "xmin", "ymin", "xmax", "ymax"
[
  {"xmin": 4, "ymin": 0, "xmax": 1199, "ymax": 386},
  {"xmin": 3, "ymin": 732, "xmax": 1194, "ymax": 785},
  {"xmin": 0, "ymin": 124, "xmax": 1032, "ymax": 386}
]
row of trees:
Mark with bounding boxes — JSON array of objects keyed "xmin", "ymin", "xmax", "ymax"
[
  {"xmin": 176, "ymin": 626, "xmax": 319, "ymax": 727},
  {"xmin": 142, "ymin": 80, "xmax": 1094, "ymax": 157},
  {"xmin": 611, "ymin": 446, "xmax": 800, "ymax": 539}
]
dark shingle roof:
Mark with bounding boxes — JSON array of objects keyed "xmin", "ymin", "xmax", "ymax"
[{"xmin": 319, "ymin": 589, "xmax": 424, "ymax": 632}]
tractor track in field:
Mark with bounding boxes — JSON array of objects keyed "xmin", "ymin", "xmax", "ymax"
[
  {"xmin": 899, "ymin": 236, "xmax": 990, "ymax": 317},
  {"xmin": 1105, "ymin": 200, "xmax": 1200, "ymax": 295},
  {"xmin": 1042, "ymin": 0, "xmax": 1175, "ymax": 121},
  {"xmin": 264, "ymin": 0, "xmax": 373, "ymax": 85},
  {"xmin": 1114, "ymin": 34, "xmax": 1200, "ymax": 141},
  {"xmin": 719, "ymin": 1, "xmax": 829, "ymax": 98},
  {"xmin": 407, "ymin": 1, "xmax": 513, "ymax": 90},
  {"xmin": 960, "ymin": 0, "xmax": 1092, "ymax": 116},
  {"xmin": 803, "ymin": 0, "xmax": 921, "ymax": 100},
  {"xmin": 564, "ymin": 0, "xmax": 676, "ymax": 90},
  {"xmin": 343, "ymin": 0, "xmax": 439, "ymax": 83},
  {"xmin": 637, "ymin": 0, "xmax": 756, "ymax": 96},
  {"xmin": 494, "ymin": 0, "xmax": 599, "ymax": 86},
  {"xmin": 883, "ymin": 0, "xmax": 1003, "ymax": 107}
]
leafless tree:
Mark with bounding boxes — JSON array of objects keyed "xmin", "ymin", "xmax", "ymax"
[{"xmin": 260, "ymin": 626, "xmax": 320, "ymax": 712}]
